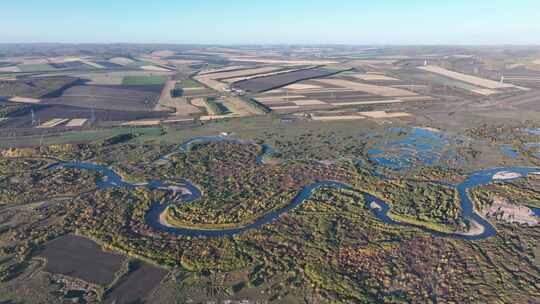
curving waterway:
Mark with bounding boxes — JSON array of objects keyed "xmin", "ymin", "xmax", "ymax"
[{"xmin": 48, "ymin": 135, "xmax": 540, "ymax": 240}]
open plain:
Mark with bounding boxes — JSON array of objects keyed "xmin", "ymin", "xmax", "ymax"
[{"xmin": 1, "ymin": 44, "xmax": 540, "ymax": 304}]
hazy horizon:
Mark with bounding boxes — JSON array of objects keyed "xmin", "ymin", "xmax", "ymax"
[{"xmin": 2, "ymin": 0, "xmax": 539, "ymax": 45}]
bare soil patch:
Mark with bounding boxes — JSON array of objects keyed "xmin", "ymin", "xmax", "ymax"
[
  {"xmin": 493, "ymin": 171, "xmax": 522, "ymax": 180},
  {"xmin": 350, "ymin": 73, "xmax": 399, "ymax": 81},
  {"xmin": 234, "ymin": 68, "xmax": 341, "ymax": 93},
  {"xmin": 481, "ymin": 197, "xmax": 539, "ymax": 226},
  {"xmin": 44, "ymin": 85, "xmax": 160, "ymax": 111},
  {"xmin": 37, "ymin": 235, "xmax": 125, "ymax": 286},
  {"xmin": 105, "ymin": 262, "xmax": 168, "ymax": 304}
]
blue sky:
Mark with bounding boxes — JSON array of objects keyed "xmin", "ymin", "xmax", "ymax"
[{"xmin": 1, "ymin": 0, "xmax": 539, "ymax": 44}]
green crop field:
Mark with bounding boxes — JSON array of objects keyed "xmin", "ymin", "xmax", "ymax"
[
  {"xmin": 122, "ymin": 75, "xmax": 168, "ymax": 86},
  {"xmin": 180, "ymin": 79, "xmax": 203, "ymax": 88},
  {"xmin": 17, "ymin": 64, "xmax": 57, "ymax": 72}
]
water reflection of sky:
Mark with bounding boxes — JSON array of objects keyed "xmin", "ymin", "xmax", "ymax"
[
  {"xmin": 523, "ymin": 128, "xmax": 540, "ymax": 135},
  {"xmin": 499, "ymin": 144, "xmax": 520, "ymax": 158},
  {"xmin": 367, "ymin": 127, "xmax": 465, "ymax": 170}
]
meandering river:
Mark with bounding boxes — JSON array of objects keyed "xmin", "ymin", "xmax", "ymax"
[{"xmin": 49, "ymin": 135, "xmax": 540, "ymax": 240}]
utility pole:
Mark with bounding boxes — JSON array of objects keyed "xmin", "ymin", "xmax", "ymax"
[
  {"xmin": 31, "ymin": 108, "xmax": 37, "ymax": 126},
  {"xmin": 90, "ymin": 107, "xmax": 96, "ymax": 126}
]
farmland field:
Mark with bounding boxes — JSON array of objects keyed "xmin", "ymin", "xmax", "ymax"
[
  {"xmin": 50, "ymin": 61, "xmax": 94, "ymax": 70},
  {"xmin": 419, "ymin": 65, "xmax": 517, "ymax": 89},
  {"xmin": 179, "ymin": 78, "xmax": 204, "ymax": 88},
  {"xmin": 233, "ymin": 67, "xmax": 342, "ymax": 93},
  {"xmin": 0, "ymin": 103, "xmax": 168, "ymax": 131},
  {"xmin": 38, "ymin": 235, "xmax": 126, "ymax": 286},
  {"xmin": 92, "ymin": 61, "xmax": 123, "ymax": 69},
  {"xmin": 105, "ymin": 262, "xmax": 168, "ymax": 304},
  {"xmin": 75, "ymin": 71, "xmax": 173, "ymax": 85},
  {"xmin": 43, "ymin": 85, "xmax": 161, "ymax": 111},
  {"xmin": 205, "ymin": 66, "xmax": 283, "ymax": 80},
  {"xmin": 17, "ymin": 64, "xmax": 57, "ymax": 72},
  {"xmin": 349, "ymin": 73, "xmax": 400, "ymax": 81},
  {"xmin": 0, "ymin": 103, "xmax": 32, "ymax": 118},
  {"xmin": 2, "ymin": 44, "xmax": 540, "ymax": 304},
  {"xmin": 0, "ymin": 65, "xmax": 21, "ymax": 73},
  {"xmin": 222, "ymin": 96, "xmax": 266, "ymax": 115},
  {"xmin": 122, "ymin": 75, "xmax": 169, "ymax": 86},
  {"xmin": 109, "ymin": 57, "xmax": 135, "ymax": 66},
  {"xmin": 313, "ymin": 78, "xmax": 417, "ymax": 97},
  {"xmin": 206, "ymin": 99, "xmax": 230, "ymax": 115},
  {"xmin": 156, "ymin": 80, "xmax": 202, "ymax": 114},
  {"xmin": 402, "ymin": 70, "xmax": 483, "ymax": 91},
  {"xmin": 0, "ymin": 77, "xmax": 81, "ymax": 99}
]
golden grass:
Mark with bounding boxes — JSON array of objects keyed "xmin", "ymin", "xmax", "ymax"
[
  {"xmin": 194, "ymin": 76, "xmax": 227, "ymax": 92},
  {"xmin": 349, "ymin": 73, "xmax": 399, "ymax": 81},
  {"xmin": 9, "ymin": 96, "xmax": 41, "ymax": 104},
  {"xmin": 315, "ymin": 79, "xmax": 417, "ymax": 97},
  {"xmin": 205, "ymin": 66, "xmax": 281, "ymax": 80},
  {"xmin": 311, "ymin": 115, "xmax": 365, "ymax": 121},
  {"xmin": 108, "ymin": 57, "xmax": 134, "ymax": 66},
  {"xmin": 190, "ymin": 97, "xmax": 206, "ymax": 108},
  {"xmin": 471, "ymin": 88, "xmax": 499, "ymax": 96},
  {"xmin": 358, "ymin": 111, "xmax": 410, "ymax": 118},
  {"xmin": 0, "ymin": 66, "xmax": 21, "ymax": 72},
  {"xmin": 398, "ymin": 96, "xmax": 435, "ymax": 102},
  {"xmin": 331, "ymin": 100, "xmax": 403, "ymax": 106},
  {"xmin": 65, "ymin": 119, "xmax": 88, "ymax": 127},
  {"xmin": 225, "ymin": 57, "xmax": 338, "ymax": 65},
  {"xmin": 38, "ymin": 118, "xmax": 69, "ymax": 128},
  {"xmin": 292, "ymin": 99, "xmax": 327, "ymax": 106},
  {"xmin": 162, "ymin": 117, "xmax": 194, "ymax": 123},
  {"xmin": 222, "ymin": 97, "xmax": 264, "ymax": 115},
  {"xmin": 121, "ymin": 119, "xmax": 162, "ymax": 126},
  {"xmin": 419, "ymin": 65, "xmax": 515, "ymax": 89},
  {"xmin": 285, "ymin": 83, "xmax": 323, "ymax": 90},
  {"xmin": 80, "ymin": 60, "xmax": 104, "ymax": 69},
  {"xmin": 269, "ymin": 105, "xmax": 300, "ymax": 110},
  {"xmin": 140, "ymin": 65, "xmax": 171, "ymax": 72}
]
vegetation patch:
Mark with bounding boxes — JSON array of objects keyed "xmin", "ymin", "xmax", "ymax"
[
  {"xmin": 0, "ymin": 77, "xmax": 80, "ymax": 99},
  {"xmin": 17, "ymin": 64, "xmax": 57, "ymax": 72},
  {"xmin": 122, "ymin": 75, "xmax": 168, "ymax": 86}
]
